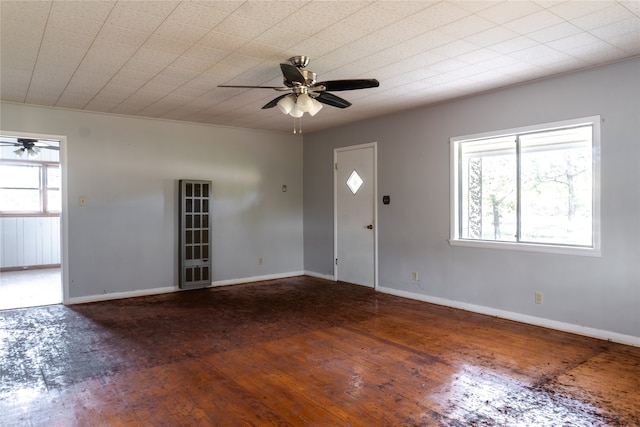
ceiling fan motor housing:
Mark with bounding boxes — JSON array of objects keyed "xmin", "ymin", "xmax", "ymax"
[
  {"xmin": 18, "ymin": 138, "xmax": 38, "ymax": 149},
  {"xmin": 289, "ymin": 55, "xmax": 310, "ymax": 68},
  {"xmin": 283, "ymin": 69, "xmax": 317, "ymax": 88}
]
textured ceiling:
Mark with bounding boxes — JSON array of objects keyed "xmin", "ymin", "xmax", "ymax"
[{"xmin": 1, "ymin": 1, "xmax": 639, "ymax": 134}]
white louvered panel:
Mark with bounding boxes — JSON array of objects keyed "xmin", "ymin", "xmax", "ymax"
[
  {"xmin": 0, "ymin": 217, "xmax": 60, "ymax": 269},
  {"xmin": 1, "ymin": 217, "xmax": 19, "ymax": 267}
]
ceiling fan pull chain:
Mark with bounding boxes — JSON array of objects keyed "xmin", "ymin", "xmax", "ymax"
[{"xmin": 293, "ymin": 117, "xmax": 303, "ymax": 134}]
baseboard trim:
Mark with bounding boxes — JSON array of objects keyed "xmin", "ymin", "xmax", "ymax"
[
  {"xmin": 211, "ymin": 271, "xmax": 304, "ymax": 287},
  {"xmin": 68, "ymin": 271, "xmax": 306, "ymax": 304},
  {"xmin": 1, "ymin": 264, "xmax": 60, "ymax": 272},
  {"xmin": 377, "ymin": 286, "xmax": 640, "ymax": 348},
  {"xmin": 69, "ymin": 286, "xmax": 177, "ymax": 305},
  {"xmin": 303, "ymin": 270, "xmax": 336, "ymax": 281}
]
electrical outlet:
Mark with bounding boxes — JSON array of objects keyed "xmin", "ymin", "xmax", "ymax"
[
  {"xmin": 535, "ymin": 291, "xmax": 543, "ymax": 304},
  {"xmin": 258, "ymin": 257, "xmax": 263, "ymax": 265},
  {"xmin": 412, "ymin": 272, "xmax": 418, "ymax": 281}
]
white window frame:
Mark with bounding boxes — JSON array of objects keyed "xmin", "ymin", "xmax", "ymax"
[
  {"xmin": 0, "ymin": 161, "xmax": 61, "ymax": 216},
  {"xmin": 450, "ymin": 116, "xmax": 601, "ymax": 257}
]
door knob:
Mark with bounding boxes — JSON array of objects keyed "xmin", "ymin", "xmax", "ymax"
[{"xmin": 366, "ymin": 224, "xmax": 373, "ymax": 229}]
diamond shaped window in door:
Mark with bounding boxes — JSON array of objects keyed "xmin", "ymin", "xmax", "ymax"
[{"xmin": 346, "ymin": 170, "xmax": 364, "ymax": 195}]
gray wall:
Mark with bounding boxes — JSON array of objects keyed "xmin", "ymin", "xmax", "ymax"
[
  {"xmin": 303, "ymin": 58, "xmax": 640, "ymax": 342},
  {"xmin": 1, "ymin": 103, "xmax": 303, "ymax": 300}
]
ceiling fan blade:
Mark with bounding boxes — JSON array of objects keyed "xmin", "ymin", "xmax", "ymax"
[
  {"xmin": 218, "ymin": 85, "xmax": 289, "ymax": 91},
  {"xmin": 280, "ymin": 63, "xmax": 306, "ymax": 86},
  {"xmin": 0, "ymin": 137, "xmax": 60, "ymax": 152},
  {"xmin": 314, "ymin": 79, "xmax": 379, "ymax": 92},
  {"xmin": 262, "ymin": 94, "xmax": 289, "ymax": 109},
  {"xmin": 315, "ymin": 92, "xmax": 352, "ymax": 109}
]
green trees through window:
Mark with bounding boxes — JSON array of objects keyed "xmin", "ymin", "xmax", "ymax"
[{"xmin": 452, "ymin": 117, "xmax": 599, "ymax": 252}]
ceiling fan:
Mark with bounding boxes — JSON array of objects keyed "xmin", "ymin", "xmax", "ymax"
[
  {"xmin": 218, "ymin": 56, "xmax": 379, "ymax": 118},
  {"xmin": 0, "ymin": 137, "xmax": 60, "ymax": 158}
]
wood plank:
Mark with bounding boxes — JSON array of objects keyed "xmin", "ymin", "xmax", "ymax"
[{"xmin": 0, "ymin": 277, "xmax": 638, "ymax": 426}]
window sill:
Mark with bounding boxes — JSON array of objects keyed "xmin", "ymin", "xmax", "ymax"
[
  {"xmin": 448, "ymin": 238, "xmax": 601, "ymax": 257},
  {"xmin": 0, "ymin": 213, "xmax": 61, "ymax": 218}
]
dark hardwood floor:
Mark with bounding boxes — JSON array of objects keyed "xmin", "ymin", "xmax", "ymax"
[{"xmin": 1, "ymin": 276, "xmax": 638, "ymax": 426}]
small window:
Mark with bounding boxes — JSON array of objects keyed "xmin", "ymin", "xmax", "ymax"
[
  {"xmin": 346, "ymin": 170, "xmax": 364, "ymax": 194},
  {"xmin": 450, "ymin": 117, "xmax": 600, "ymax": 256},
  {"xmin": 0, "ymin": 163, "xmax": 60, "ymax": 214}
]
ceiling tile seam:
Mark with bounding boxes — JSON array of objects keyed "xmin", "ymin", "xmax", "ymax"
[
  {"xmin": 88, "ymin": 2, "xmax": 234, "ymax": 113},
  {"xmin": 145, "ymin": 2, "xmax": 313, "ymax": 122},
  {"xmin": 174, "ymin": 82, "xmax": 284, "ymax": 123},
  {"xmin": 303, "ymin": 4, "xmax": 427, "ymax": 75},
  {"xmin": 364, "ymin": 43, "xmax": 591, "ymax": 102},
  {"xmin": 211, "ymin": 2, "xmax": 313, "ymax": 87},
  {"xmin": 81, "ymin": 1, "xmax": 183, "ymax": 112},
  {"xmin": 51, "ymin": 1, "xmax": 118, "ymax": 108},
  {"xmin": 618, "ymin": 0, "xmax": 640, "ymax": 18},
  {"xmin": 472, "ymin": 6, "xmax": 611, "ymax": 62},
  {"xmin": 316, "ymin": 5, "xmax": 494, "ymax": 79},
  {"xmin": 23, "ymin": 1, "xmax": 54, "ymax": 104},
  {"xmin": 118, "ymin": 2, "xmax": 292, "ymax": 118},
  {"xmin": 129, "ymin": 55, "xmax": 262, "ymax": 121},
  {"xmin": 585, "ymin": 19, "xmax": 640, "ymax": 49},
  {"xmin": 501, "ymin": 25, "xmax": 625, "ymax": 69},
  {"xmin": 552, "ymin": 36, "xmax": 621, "ymax": 66},
  {"xmin": 289, "ymin": 1, "xmax": 374, "ymax": 73}
]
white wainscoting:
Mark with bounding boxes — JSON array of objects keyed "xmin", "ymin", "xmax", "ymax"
[{"xmin": 1, "ymin": 216, "xmax": 61, "ymax": 268}]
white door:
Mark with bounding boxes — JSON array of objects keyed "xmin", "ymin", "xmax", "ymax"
[{"xmin": 335, "ymin": 144, "xmax": 376, "ymax": 287}]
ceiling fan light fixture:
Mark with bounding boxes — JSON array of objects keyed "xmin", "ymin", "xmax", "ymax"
[
  {"xmin": 14, "ymin": 147, "xmax": 25, "ymax": 157},
  {"xmin": 289, "ymin": 103, "xmax": 304, "ymax": 118},
  {"xmin": 277, "ymin": 95, "xmax": 295, "ymax": 115},
  {"xmin": 295, "ymin": 93, "xmax": 313, "ymax": 113},
  {"xmin": 308, "ymin": 98, "xmax": 323, "ymax": 116}
]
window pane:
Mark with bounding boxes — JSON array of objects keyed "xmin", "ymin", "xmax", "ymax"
[
  {"xmin": 0, "ymin": 165, "xmax": 40, "ymax": 188},
  {"xmin": 346, "ymin": 170, "xmax": 363, "ymax": 194},
  {"xmin": 0, "ymin": 189, "xmax": 40, "ymax": 211},
  {"xmin": 47, "ymin": 166, "xmax": 61, "ymax": 189},
  {"xmin": 47, "ymin": 189, "xmax": 61, "ymax": 212},
  {"xmin": 520, "ymin": 126, "xmax": 593, "ymax": 246},
  {"xmin": 460, "ymin": 137, "xmax": 517, "ymax": 241}
]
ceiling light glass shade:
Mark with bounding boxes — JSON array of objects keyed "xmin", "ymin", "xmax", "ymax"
[
  {"xmin": 289, "ymin": 104, "xmax": 303, "ymax": 118},
  {"xmin": 296, "ymin": 93, "xmax": 313, "ymax": 112},
  {"xmin": 14, "ymin": 148, "xmax": 25, "ymax": 157},
  {"xmin": 29, "ymin": 147, "xmax": 40, "ymax": 157},
  {"xmin": 277, "ymin": 95, "xmax": 295, "ymax": 115},
  {"xmin": 308, "ymin": 98, "xmax": 323, "ymax": 116}
]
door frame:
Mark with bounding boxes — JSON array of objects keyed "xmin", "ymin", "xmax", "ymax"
[
  {"xmin": 1, "ymin": 130, "xmax": 69, "ymax": 305},
  {"xmin": 333, "ymin": 142, "xmax": 378, "ymax": 289}
]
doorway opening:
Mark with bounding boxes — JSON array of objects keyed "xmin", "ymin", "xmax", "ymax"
[{"xmin": 0, "ymin": 134, "xmax": 63, "ymax": 310}]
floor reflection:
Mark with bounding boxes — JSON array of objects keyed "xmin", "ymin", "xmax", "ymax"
[{"xmin": 432, "ymin": 364, "xmax": 622, "ymax": 426}]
